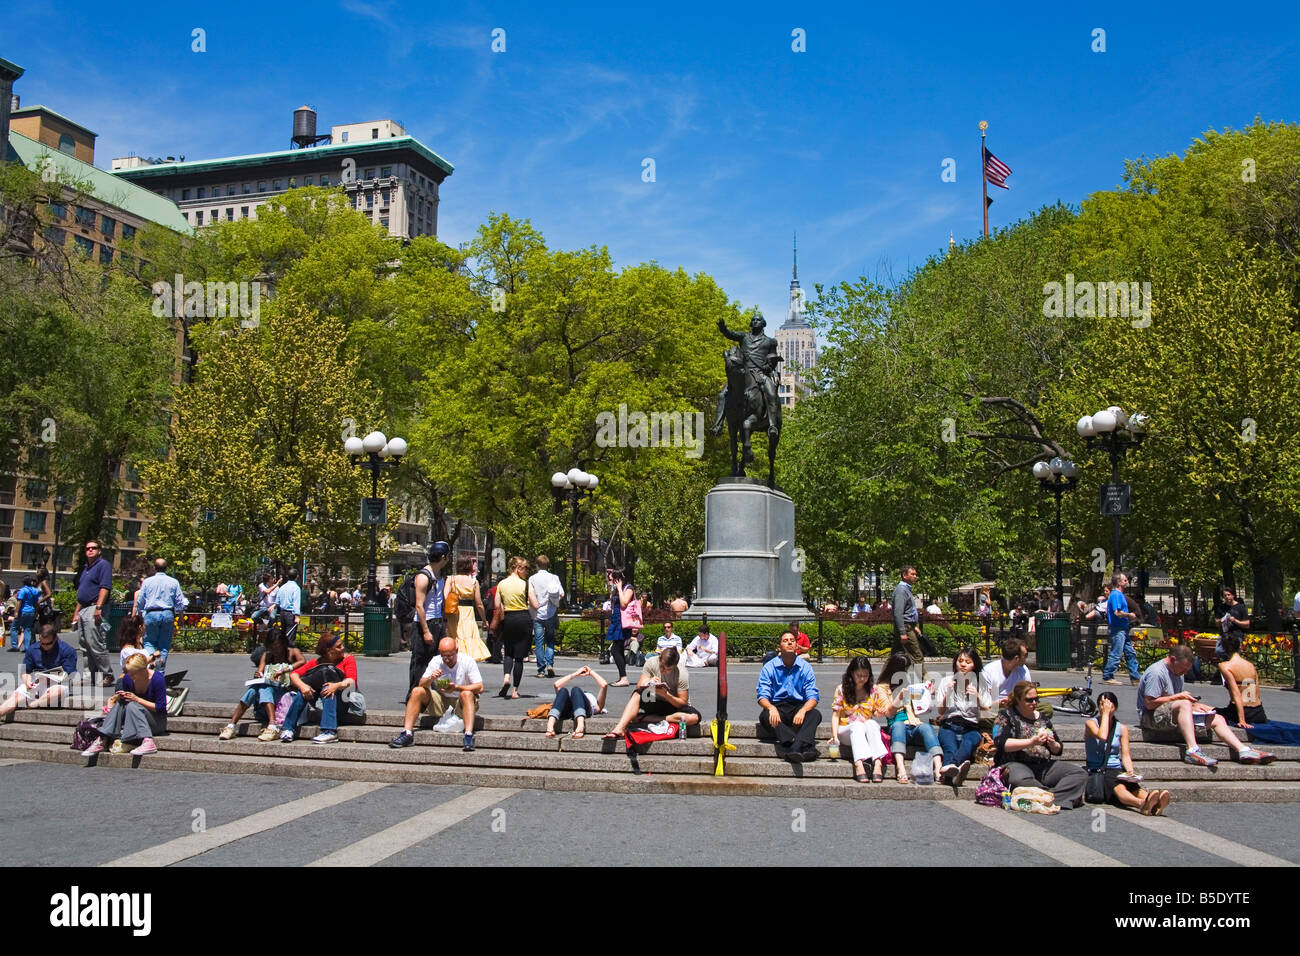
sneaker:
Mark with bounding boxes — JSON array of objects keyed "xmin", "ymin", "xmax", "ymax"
[
  {"xmin": 257, "ymin": 725, "xmax": 280, "ymax": 742},
  {"xmin": 463, "ymin": 733, "xmax": 475, "ymax": 752},
  {"xmin": 1183, "ymin": 747, "xmax": 1217, "ymax": 768},
  {"xmin": 109, "ymin": 739, "xmax": 127, "ymax": 755},
  {"xmin": 84, "ymin": 737, "xmax": 105, "ymax": 756},
  {"xmin": 939, "ymin": 764, "xmax": 957, "ymax": 784},
  {"xmin": 1129, "ymin": 678, "xmax": 1140, "ymax": 685},
  {"xmin": 546, "ymin": 667, "xmax": 555, "ymax": 678},
  {"xmin": 389, "ymin": 730, "xmax": 414, "ymax": 748},
  {"xmin": 130, "ymin": 738, "xmax": 157, "ymax": 756},
  {"xmin": 218, "ymin": 724, "xmax": 237, "ymax": 741},
  {"xmin": 956, "ymin": 760, "xmax": 972, "ymax": 786},
  {"xmin": 279, "ymin": 730, "xmax": 295, "ymax": 743},
  {"xmin": 1102, "ymin": 678, "xmax": 1124, "ymax": 685},
  {"xmin": 312, "ymin": 732, "xmax": 338, "ymax": 744}
]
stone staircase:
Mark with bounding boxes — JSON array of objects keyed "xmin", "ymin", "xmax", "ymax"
[{"xmin": 3, "ymin": 701, "xmax": 1299, "ymax": 802}]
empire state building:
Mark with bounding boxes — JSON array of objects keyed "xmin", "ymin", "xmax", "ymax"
[{"xmin": 775, "ymin": 234, "xmax": 817, "ymax": 408}]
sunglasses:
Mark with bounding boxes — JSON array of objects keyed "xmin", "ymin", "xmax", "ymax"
[{"xmin": 1025, "ymin": 696, "xmax": 1039, "ymax": 702}]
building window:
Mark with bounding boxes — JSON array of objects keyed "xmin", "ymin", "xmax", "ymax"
[
  {"xmin": 272, "ymin": 180, "xmax": 282, "ymax": 190},
  {"xmin": 75, "ymin": 206, "xmax": 95, "ymax": 227},
  {"xmin": 321, "ymin": 175, "xmax": 330, "ymax": 187},
  {"xmin": 225, "ymin": 208, "xmax": 234, "ymax": 220},
  {"xmin": 371, "ymin": 128, "xmax": 379, "ymax": 139},
  {"xmin": 381, "ymin": 166, "xmax": 391, "ymax": 177},
  {"xmin": 0, "ymin": 510, "xmax": 11, "ymax": 533},
  {"xmin": 195, "ymin": 211, "xmax": 203, "ymax": 226},
  {"xmin": 73, "ymin": 235, "xmax": 94, "ymax": 257},
  {"xmin": 124, "ymin": 491, "xmax": 140, "ymax": 512},
  {"xmin": 364, "ymin": 168, "xmax": 374, "ymax": 180},
  {"xmin": 182, "ymin": 212, "xmax": 189, "ymax": 223},
  {"xmin": 242, "ymin": 183, "xmax": 251, "ymax": 194},
  {"xmin": 305, "ymin": 176, "xmax": 313, "ymax": 186},
  {"xmin": 380, "ymin": 217, "xmax": 388, "ymax": 229},
  {"xmin": 126, "ymin": 462, "xmax": 140, "ymax": 483},
  {"xmin": 340, "ymin": 131, "xmax": 349, "ymax": 142},
  {"xmin": 365, "ymin": 192, "xmax": 374, "ymax": 208},
  {"xmin": 49, "ymin": 201, "xmax": 65, "ymax": 219},
  {"xmin": 258, "ymin": 181, "xmax": 266, "ymax": 192},
  {"xmin": 288, "ymin": 178, "xmax": 296, "ymax": 189},
  {"xmin": 122, "ymin": 520, "xmax": 141, "ymax": 540},
  {"xmin": 227, "ymin": 186, "xmax": 237, "ymax": 196},
  {"xmin": 58, "ymin": 133, "xmax": 75, "ymax": 155},
  {"xmin": 181, "ymin": 188, "xmax": 191, "ymax": 200},
  {"xmin": 43, "ymin": 226, "xmax": 65, "ymax": 245},
  {"xmin": 99, "ymin": 245, "xmax": 112, "ymax": 265},
  {"xmin": 240, "ymin": 206, "xmax": 249, "ymax": 218},
  {"xmin": 122, "ymin": 224, "xmax": 135, "ymax": 240},
  {"xmin": 198, "ymin": 187, "xmax": 206, "ymax": 199},
  {"xmin": 20, "ymin": 544, "xmax": 46, "ymax": 567},
  {"xmin": 100, "ymin": 215, "xmax": 116, "ymax": 237},
  {"xmin": 23, "ymin": 511, "xmax": 47, "ymax": 533}
]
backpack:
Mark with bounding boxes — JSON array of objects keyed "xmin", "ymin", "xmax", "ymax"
[
  {"xmin": 974, "ymin": 765, "xmax": 1007, "ymax": 806},
  {"xmin": 394, "ymin": 568, "xmax": 433, "ymax": 623},
  {"xmin": 71, "ymin": 717, "xmax": 104, "ymax": 751}
]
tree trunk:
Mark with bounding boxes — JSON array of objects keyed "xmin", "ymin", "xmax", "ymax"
[
  {"xmin": 1218, "ymin": 549, "xmax": 1236, "ymax": 594},
  {"xmin": 1249, "ymin": 551, "xmax": 1285, "ymax": 632}
]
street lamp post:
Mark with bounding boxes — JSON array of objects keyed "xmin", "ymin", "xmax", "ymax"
[
  {"xmin": 551, "ymin": 468, "xmax": 598, "ymax": 609},
  {"xmin": 1032, "ymin": 456, "xmax": 1078, "ymax": 608},
  {"xmin": 344, "ymin": 431, "xmax": 407, "ymax": 606},
  {"xmin": 52, "ymin": 494, "xmax": 66, "ymax": 591},
  {"xmin": 1077, "ymin": 406, "xmax": 1148, "ymax": 573}
]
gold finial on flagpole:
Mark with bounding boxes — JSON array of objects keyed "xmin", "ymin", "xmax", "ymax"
[{"xmin": 979, "ymin": 120, "xmax": 988, "ymax": 133}]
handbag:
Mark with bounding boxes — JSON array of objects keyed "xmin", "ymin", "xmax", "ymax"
[
  {"xmin": 342, "ymin": 689, "xmax": 366, "ymax": 724},
  {"xmin": 974, "ymin": 765, "xmax": 1006, "ymax": 805},
  {"xmin": 445, "ymin": 579, "xmax": 460, "ymax": 616},
  {"xmin": 71, "ymin": 716, "xmax": 104, "ymax": 751},
  {"xmin": 1085, "ymin": 719, "xmax": 1117, "ymax": 804}
]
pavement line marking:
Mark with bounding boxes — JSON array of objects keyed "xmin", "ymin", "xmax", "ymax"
[
  {"xmin": 1110, "ymin": 809, "xmax": 1297, "ymax": 867},
  {"xmin": 942, "ymin": 800, "xmax": 1128, "ymax": 867},
  {"xmin": 102, "ymin": 781, "xmax": 389, "ymax": 867},
  {"xmin": 0, "ymin": 759, "xmax": 33, "ymax": 767},
  {"xmin": 306, "ymin": 787, "xmax": 519, "ymax": 867}
]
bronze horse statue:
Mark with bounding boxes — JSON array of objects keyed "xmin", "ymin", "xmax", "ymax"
[{"xmin": 711, "ymin": 346, "xmax": 781, "ymax": 487}]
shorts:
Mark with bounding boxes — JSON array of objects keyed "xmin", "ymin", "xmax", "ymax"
[
  {"xmin": 1140, "ymin": 702, "xmax": 1211, "ymax": 742},
  {"xmin": 425, "ymin": 690, "xmax": 479, "ymax": 719}
]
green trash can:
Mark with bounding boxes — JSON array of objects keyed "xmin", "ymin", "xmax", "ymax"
[
  {"xmin": 1036, "ymin": 613, "xmax": 1070, "ymax": 671},
  {"xmin": 105, "ymin": 601, "xmax": 133, "ymax": 652},
  {"xmin": 362, "ymin": 605, "xmax": 391, "ymax": 657}
]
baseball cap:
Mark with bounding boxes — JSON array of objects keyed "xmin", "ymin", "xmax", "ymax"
[{"xmin": 427, "ymin": 541, "xmax": 451, "ymax": 561}]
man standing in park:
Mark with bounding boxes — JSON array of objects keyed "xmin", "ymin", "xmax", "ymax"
[
  {"xmin": 131, "ymin": 558, "xmax": 186, "ymax": 672},
  {"xmin": 75, "ymin": 540, "xmax": 114, "ymax": 687},
  {"xmin": 756, "ymin": 631, "xmax": 821, "ymax": 761},
  {"xmin": 1217, "ymin": 586, "xmax": 1250, "ymax": 658},
  {"xmin": 1102, "ymin": 572, "xmax": 1140, "ymax": 685},
  {"xmin": 270, "ymin": 567, "xmax": 302, "ymax": 647},
  {"xmin": 528, "ymin": 554, "xmax": 565, "ymax": 679},
  {"xmin": 892, "ymin": 565, "xmax": 924, "ymax": 679},
  {"xmin": 410, "ymin": 541, "xmax": 451, "ymax": 694}
]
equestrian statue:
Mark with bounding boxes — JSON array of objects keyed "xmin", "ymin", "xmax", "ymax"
[{"xmin": 709, "ymin": 312, "xmax": 782, "ymax": 488}]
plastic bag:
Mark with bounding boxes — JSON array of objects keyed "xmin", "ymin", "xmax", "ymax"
[
  {"xmin": 1009, "ymin": 785, "xmax": 1060, "ymax": 814},
  {"xmin": 911, "ymin": 752, "xmax": 935, "ymax": 785},
  {"xmin": 434, "ymin": 712, "xmax": 464, "ymax": 734}
]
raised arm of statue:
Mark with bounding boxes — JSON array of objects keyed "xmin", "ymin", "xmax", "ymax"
[{"xmin": 717, "ymin": 317, "xmax": 744, "ymax": 342}]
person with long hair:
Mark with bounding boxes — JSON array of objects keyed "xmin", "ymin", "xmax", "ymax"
[
  {"xmin": 1214, "ymin": 632, "xmax": 1298, "ymax": 748},
  {"xmin": 83, "ymin": 652, "xmax": 167, "ymax": 757},
  {"xmin": 936, "ymin": 646, "xmax": 991, "ymax": 786},
  {"xmin": 603, "ymin": 568, "xmax": 633, "ymax": 686},
  {"xmin": 279, "ymin": 632, "xmax": 358, "ymax": 744},
  {"xmin": 446, "ymin": 555, "xmax": 489, "ymax": 662},
  {"xmin": 994, "ymin": 681, "xmax": 1088, "ymax": 808},
  {"xmin": 877, "ymin": 651, "xmax": 942, "ymax": 784},
  {"xmin": 114, "ymin": 613, "xmax": 155, "ymax": 674},
  {"xmin": 491, "ymin": 556, "xmax": 531, "ymax": 698},
  {"xmin": 1085, "ymin": 691, "xmax": 1171, "ymax": 815},
  {"xmin": 830, "ymin": 656, "xmax": 890, "ymax": 782},
  {"xmin": 218, "ymin": 630, "xmax": 306, "ymax": 741}
]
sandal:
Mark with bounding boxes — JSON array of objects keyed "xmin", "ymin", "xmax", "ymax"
[
  {"xmin": 872, "ymin": 760, "xmax": 884, "ymax": 783},
  {"xmin": 896, "ymin": 772, "xmax": 910, "ymax": 785},
  {"xmin": 854, "ymin": 763, "xmax": 869, "ymax": 783},
  {"xmin": 612, "ymin": 680, "xmax": 629, "ymax": 687},
  {"xmin": 571, "ymin": 730, "xmax": 585, "ymax": 739},
  {"xmin": 497, "ymin": 683, "xmax": 511, "ymax": 698},
  {"xmin": 544, "ymin": 730, "xmax": 557, "ymax": 738}
]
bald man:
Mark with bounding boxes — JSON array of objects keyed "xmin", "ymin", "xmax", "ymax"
[{"xmin": 390, "ymin": 636, "xmax": 483, "ymax": 752}]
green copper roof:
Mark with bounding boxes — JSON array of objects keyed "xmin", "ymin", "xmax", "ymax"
[
  {"xmin": 0, "ymin": 57, "xmax": 24, "ymax": 80},
  {"xmin": 111, "ymin": 135, "xmax": 454, "ymax": 180},
  {"xmin": 8, "ymin": 131, "xmax": 190, "ymax": 234},
  {"xmin": 11, "ymin": 104, "xmax": 97, "ymax": 138}
]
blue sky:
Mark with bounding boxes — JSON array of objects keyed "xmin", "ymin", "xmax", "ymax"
[{"xmin": 8, "ymin": 1, "xmax": 1299, "ymax": 322}]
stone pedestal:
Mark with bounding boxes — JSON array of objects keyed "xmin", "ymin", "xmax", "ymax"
[{"xmin": 683, "ymin": 478, "xmax": 808, "ymax": 622}]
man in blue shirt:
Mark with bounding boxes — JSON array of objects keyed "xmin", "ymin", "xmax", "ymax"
[
  {"xmin": 1102, "ymin": 572, "xmax": 1140, "ymax": 685},
  {"xmin": 892, "ymin": 565, "xmax": 925, "ymax": 679},
  {"xmin": 756, "ymin": 630, "xmax": 822, "ymax": 761},
  {"xmin": 9, "ymin": 576, "xmax": 40, "ymax": 651},
  {"xmin": 75, "ymin": 540, "xmax": 115, "ymax": 687},
  {"xmin": 270, "ymin": 567, "xmax": 303, "ymax": 646},
  {"xmin": 131, "ymin": 558, "xmax": 187, "ymax": 672},
  {"xmin": 0, "ymin": 624, "xmax": 79, "ymax": 718}
]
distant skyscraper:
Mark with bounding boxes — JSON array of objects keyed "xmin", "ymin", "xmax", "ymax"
[{"xmin": 775, "ymin": 233, "xmax": 816, "ymax": 408}]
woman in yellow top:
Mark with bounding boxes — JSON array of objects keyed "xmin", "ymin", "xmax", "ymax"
[
  {"xmin": 445, "ymin": 555, "xmax": 489, "ymax": 663},
  {"xmin": 491, "ymin": 557, "xmax": 531, "ymax": 699},
  {"xmin": 830, "ymin": 656, "xmax": 891, "ymax": 782}
]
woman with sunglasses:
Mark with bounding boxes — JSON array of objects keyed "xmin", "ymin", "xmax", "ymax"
[{"xmin": 993, "ymin": 680, "xmax": 1088, "ymax": 808}]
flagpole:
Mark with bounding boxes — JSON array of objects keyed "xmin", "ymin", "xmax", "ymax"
[{"xmin": 979, "ymin": 120, "xmax": 989, "ymax": 238}]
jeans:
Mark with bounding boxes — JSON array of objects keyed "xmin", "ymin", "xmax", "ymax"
[
  {"xmin": 549, "ymin": 685, "xmax": 591, "ymax": 722},
  {"xmin": 9, "ymin": 610, "xmax": 34, "ymax": 650},
  {"xmin": 889, "ymin": 721, "xmax": 943, "ymax": 756},
  {"xmin": 142, "ymin": 610, "xmax": 175, "ymax": 671},
  {"xmin": 1103, "ymin": 628, "xmax": 1139, "ymax": 681},
  {"xmin": 533, "ymin": 616, "xmax": 558, "ymax": 674},
  {"xmin": 937, "ymin": 720, "xmax": 982, "ymax": 766},
  {"xmin": 409, "ymin": 618, "xmax": 445, "ymax": 693},
  {"xmin": 240, "ymin": 683, "xmax": 290, "ymax": 722},
  {"xmin": 283, "ymin": 692, "xmax": 338, "ymax": 735}
]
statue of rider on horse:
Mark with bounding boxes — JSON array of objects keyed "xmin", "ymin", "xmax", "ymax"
[{"xmin": 709, "ymin": 312, "xmax": 782, "ymax": 487}]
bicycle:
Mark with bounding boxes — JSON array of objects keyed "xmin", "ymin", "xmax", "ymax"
[{"xmin": 1034, "ymin": 642, "xmax": 1098, "ymax": 717}]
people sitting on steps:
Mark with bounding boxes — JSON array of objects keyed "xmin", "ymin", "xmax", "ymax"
[
  {"xmin": 994, "ymin": 681, "xmax": 1088, "ymax": 809},
  {"xmin": 279, "ymin": 633, "xmax": 359, "ymax": 745},
  {"xmin": 1136, "ymin": 644, "xmax": 1275, "ymax": 767},
  {"xmin": 1085, "ymin": 691, "xmax": 1172, "ymax": 815},
  {"xmin": 84, "ymin": 652, "xmax": 168, "ymax": 758},
  {"xmin": 390, "ymin": 636, "xmax": 483, "ymax": 752},
  {"xmin": 0, "ymin": 624, "xmax": 77, "ymax": 719},
  {"xmin": 602, "ymin": 646, "xmax": 700, "ymax": 740},
  {"xmin": 218, "ymin": 631, "xmax": 306, "ymax": 741},
  {"xmin": 683, "ymin": 623, "xmax": 719, "ymax": 668},
  {"xmin": 1214, "ymin": 632, "xmax": 1300, "ymax": 747},
  {"xmin": 756, "ymin": 631, "xmax": 822, "ymax": 762},
  {"xmin": 546, "ymin": 665, "xmax": 609, "ymax": 738},
  {"xmin": 979, "ymin": 638, "xmax": 1052, "ymax": 728}
]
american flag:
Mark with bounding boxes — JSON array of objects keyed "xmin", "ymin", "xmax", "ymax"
[{"xmin": 984, "ymin": 147, "xmax": 1012, "ymax": 189}]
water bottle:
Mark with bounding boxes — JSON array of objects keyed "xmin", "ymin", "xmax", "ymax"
[{"xmin": 1001, "ymin": 790, "xmax": 1012, "ymax": 811}]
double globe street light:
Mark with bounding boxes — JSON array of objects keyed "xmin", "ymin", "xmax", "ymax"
[
  {"xmin": 551, "ymin": 468, "xmax": 598, "ymax": 610},
  {"xmin": 1033, "ymin": 456, "xmax": 1078, "ymax": 608},
  {"xmin": 344, "ymin": 431, "xmax": 407, "ymax": 607},
  {"xmin": 1077, "ymin": 406, "xmax": 1148, "ymax": 574}
]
